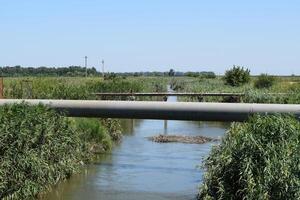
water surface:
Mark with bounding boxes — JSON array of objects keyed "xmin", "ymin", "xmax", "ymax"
[{"xmin": 43, "ymin": 94, "xmax": 229, "ymax": 200}]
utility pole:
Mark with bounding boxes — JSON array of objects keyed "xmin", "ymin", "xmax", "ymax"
[
  {"xmin": 0, "ymin": 77, "xmax": 3, "ymax": 99},
  {"xmin": 101, "ymin": 59, "xmax": 105, "ymax": 77},
  {"xmin": 84, "ymin": 56, "xmax": 88, "ymax": 78}
]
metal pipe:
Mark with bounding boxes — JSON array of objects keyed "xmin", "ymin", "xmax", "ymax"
[{"xmin": 0, "ymin": 99, "xmax": 299, "ymax": 122}]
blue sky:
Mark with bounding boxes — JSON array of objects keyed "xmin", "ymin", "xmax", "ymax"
[{"xmin": 1, "ymin": 0, "xmax": 299, "ymax": 74}]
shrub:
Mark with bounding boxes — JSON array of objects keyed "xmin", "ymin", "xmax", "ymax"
[
  {"xmin": 198, "ymin": 115, "xmax": 300, "ymax": 200},
  {"xmin": 224, "ymin": 66, "xmax": 250, "ymax": 86},
  {"xmin": 0, "ymin": 103, "xmax": 88, "ymax": 199},
  {"xmin": 254, "ymin": 74, "xmax": 276, "ymax": 89}
]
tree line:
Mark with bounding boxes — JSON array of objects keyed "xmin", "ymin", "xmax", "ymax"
[
  {"xmin": 0, "ymin": 66, "xmax": 217, "ymax": 77},
  {"xmin": 0, "ymin": 66, "xmax": 99, "ymax": 77}
]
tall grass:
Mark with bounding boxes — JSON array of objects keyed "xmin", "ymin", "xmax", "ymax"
[
  {"xmin": 0, "ymin": 103, "xmax": 123, "ymax": 199},
  {"xmin": 171, "ymin": 77, "xmax": 300, "ymax": 103},
  {"xmin": 3, "ymin": 77, "xmax": 167, "ymax": 100},
  {"xmin": 72, "ymin": 118, "xmax": 122, "ymax": 152},
  {"xmin": 0, "ymin": 103, "xmax": 89, "ymax": 199},
  {"xmin": 0, "ymin": 76, "xmax": 168, "ymax": 199},
  {"xmin": 198, "ymin": 114, "xmax": 300, "ymax": 199}
]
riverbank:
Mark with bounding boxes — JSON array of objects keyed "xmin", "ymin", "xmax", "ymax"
[
  {"xmin": 198, "ymin": 115, "xmax": 300, "ymax": 199},
  {"xmin": 0, "ymin": 103, "xmax": 122, "ymax": 200}
]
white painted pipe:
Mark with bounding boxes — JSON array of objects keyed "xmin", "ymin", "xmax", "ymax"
[{"xmin": 0, "ymin": 99, "xmax": 299, "ymax": 122}]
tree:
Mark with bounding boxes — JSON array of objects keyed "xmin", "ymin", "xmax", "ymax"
[
  {"xmin": 224, "ymin": 65, "xmax": 250, "ymax": 86},
  {"xmin": 168, "ymin": 69, "xmax": 175, "ymax": 76},
  {"xmin": 0, "ymin": 65, "xmax": 100, "ymax": 77}
]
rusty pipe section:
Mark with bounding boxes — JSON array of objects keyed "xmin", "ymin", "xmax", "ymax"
[{"xmin": 0, "ymin": 99, "xmax": 300, "ymax": 122}]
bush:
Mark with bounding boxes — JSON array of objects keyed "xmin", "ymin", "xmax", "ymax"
[
  {"xmin": 254, "ymin": 74, "xmax": 276, "ymax": 89},
  {"xmin": 224, "ymin": 66, "xmax": 250, "ymax": 86},
  {"xmin": 198, "ymin": 115, "xmax": 300, "ymax": 200},
  {"xmin": 0, "ymin": 103, "xmax": 89, "ymax": 199}
]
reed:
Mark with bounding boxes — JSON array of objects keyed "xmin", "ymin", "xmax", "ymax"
[{"xmin": 198, "ymin": 114, "xmax": 300, "ymax": 199}]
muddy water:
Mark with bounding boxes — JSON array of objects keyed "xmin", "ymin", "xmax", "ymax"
[{"xmin": 43, "ymin": 93, "xmax": 229, "ymax": 200}]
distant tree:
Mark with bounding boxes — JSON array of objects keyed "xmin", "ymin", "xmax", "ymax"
[
  {"xmin": 168, "ymin": 69, "xmax": 175, "ymax": 76},
  {"xmin": 153, "ymin": 71, "xmax": 163, "ymax": 76},
  {"xmin": 224, "ymin": 66, "xmax": 250, "ymax": 86},
  {"xmin": 0, "ymin": 65, "xmax": 100, "ymax": 77},
  {"xmin": 184, "ymin": 71, "xmax": 216, "ymax": 78},
  {"xmin": 185, "ymin": 72, "xmax": 200, "ymax": 77},
  {"xmin": 200, "ymin": 71, "xmax": 216, "ymax": 79}
]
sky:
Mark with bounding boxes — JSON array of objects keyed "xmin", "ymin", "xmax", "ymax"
[{"xmin": 0, "ymin": 0, "xmax": 299, "ymax": 75}]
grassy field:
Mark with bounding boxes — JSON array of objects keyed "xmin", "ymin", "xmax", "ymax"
[
  {"xmin": 2, "ymin": 76, "xmax": 168, "ymax": 100},
  {"xmin": 3, "ymin": 75, "xmax": 299, "ymax": 103},
  {"xmin": 170, "ymin": 76, "xmax": 300, "ymax": 103}
]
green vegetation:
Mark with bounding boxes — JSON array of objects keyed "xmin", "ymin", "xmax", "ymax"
[
  {"xmin": 185, "ymin": 71, "xmax": 216, "ymax": 79},
  {"xmin": 254, "ymin": 74, "xmax": 276, "ymax": 89},
  {"xmin": 0, "ymin": 66, "xmax": 99, "ymax": 77},
  {"xmin": 171, "ymin": 75, "xmax": 300, "ymax": 104},
  {"xmin": 200, "ymin": 72, "xmax": 216, "ymax": 79},
  {"xmin": 0, "ymin": 76, "xmax": 168, "ymax": 199},
  {"xmin": 1, "ymin": 71, "xmax": 300, "ymax": 199},
  {"xmin": 224, "ymin": 66, "xmax": 250, "ymax": 86},
  {"xmin": 0, "ymin": 65, "xmax": 197, "ymax": 77},
  {"xmin": 3, "ymin": 77, "xmax": 167, "ymax": 100},
  {"xmin": 198, "ymin": 115, "xmax": 300, "ymax": 200},
  {"xmin": 0, "ymin": 103, "xmax": 122, "ymax": 199},
  {"xmin": 103, "ymin": 72, "xmax": 118, "ymax": 80},
  {"xmin": 72, "ymin": 118, "xmax": 121, "ymax": 153},
  {"xmin": 0, "ymin": 104, "xmax": 84, "ymax": 199},
  {"xmin": 168, "ymin": 69, "xmax": 175, "ymax": 76}
]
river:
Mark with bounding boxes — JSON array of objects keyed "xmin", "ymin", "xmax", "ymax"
[{"xmin": 42, "ymin": 91, "xmax": 229, "ymax": 200}]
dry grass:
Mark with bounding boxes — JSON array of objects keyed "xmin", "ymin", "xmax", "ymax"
[{"xmin": 148, "ymin": 134, "xmax": 217, "ymax": 144}]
